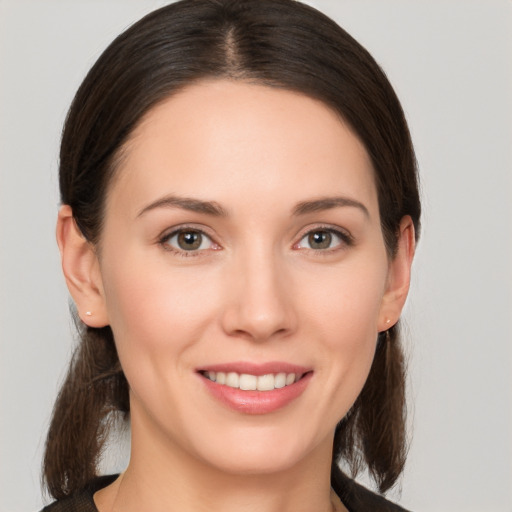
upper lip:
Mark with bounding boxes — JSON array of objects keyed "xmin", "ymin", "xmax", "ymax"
[{"xmin": 197, "ymin": 361, "xmax": 311, "ymax": 376}]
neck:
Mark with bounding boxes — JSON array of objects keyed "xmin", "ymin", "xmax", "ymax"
[{"xmin": 96, "ymin": 410, "xmax": 339, "ymax": 512}]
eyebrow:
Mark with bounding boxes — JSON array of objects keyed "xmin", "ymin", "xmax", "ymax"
[
  {"xmin": 293, "ymin": 196, "xmax": 369, "ymax": 217},
  {"xmin": 137, "ymin": 195, "xmax": 228, "ymax": 218},
  {"xmin": 137, "ymin": 194, "xmax": 369, "ymax": 219}
]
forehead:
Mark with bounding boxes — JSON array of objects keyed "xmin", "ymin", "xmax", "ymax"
[{"xmin": 110, "ymin": 79, "xmax": 378, "ymax": 216}]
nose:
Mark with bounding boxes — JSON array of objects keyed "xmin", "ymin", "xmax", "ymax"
[{"xmin": 220, "ymin": 249, "xmax": 298, "ymax": 342}]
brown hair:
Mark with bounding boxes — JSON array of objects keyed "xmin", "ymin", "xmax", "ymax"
[{"xmin": 44, "ymin": 0, "xmax": 421, "ymax": 500}]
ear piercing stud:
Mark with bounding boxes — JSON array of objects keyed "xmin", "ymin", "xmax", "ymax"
[
  {"xmin": 386, "ymin": 318, "xmax": 391, "ymax": 324},
  {"xmin": 85, "ymin": 311, "xmax": 92, "ymax": 317}
]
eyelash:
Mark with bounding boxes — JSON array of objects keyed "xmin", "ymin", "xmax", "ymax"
[
  {"xmin": 294, "ymin": 226, "xmax": 354, "ymax": 253},
  {"xmin": 158, "ymin": 225, "xmax": 354, "ymax": 257},
  {"xmin": 158, "ymin": 225, "xmax": 219, "ymax": 258}
]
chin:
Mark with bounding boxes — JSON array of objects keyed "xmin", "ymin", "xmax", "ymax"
[
  {"xmin": 192, "ymin": 426, "xmax": 328, "ymax": 477},
  {"xmin": 204, "ymin": 450, "xmax": 305, "ymax": 476}
]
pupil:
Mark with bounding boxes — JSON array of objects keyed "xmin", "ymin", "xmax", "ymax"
[
  {"xmin": 309, "ymin": 231, "xmax": 331, "ymax": 249},
  {"xmin": 178, "ymin": 231, "xmax": 201, "ymax": 250}
]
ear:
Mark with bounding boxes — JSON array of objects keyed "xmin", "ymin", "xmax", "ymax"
[
  {"xmin": 378, "ymin": 216, "xmax": 416, "ymax": 332},
  {"xmin": 56, "ymin": 205, "xmax": 109, "ymax": 327}
]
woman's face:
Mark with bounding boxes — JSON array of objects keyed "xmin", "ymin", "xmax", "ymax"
[{"xmin": 91, "ymin": 80, "xmax": 410, "ymax": 474}]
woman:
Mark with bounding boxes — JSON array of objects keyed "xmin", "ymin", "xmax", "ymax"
[{"xmin": 42, "ymin": 0, "xmax": 420, "ymax": 511}]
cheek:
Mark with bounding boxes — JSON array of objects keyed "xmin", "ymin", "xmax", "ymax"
[
  {"xmin": 299, "ymin": 257, "xmax": 387, "ymax": 411},
  {"xmin": 105, "ymin": 264, "xmax": 210, "ymax": 328},
  {"xmin": 302, "ymin": 256, "xmax": 387, "ymax": 342},
  {"xmin": 99, "ymin": 257, "xmax": 226, "ymax": 425},
  {"xmin": 100, "ymin": 252, "xmax": 221, "ymax": 365},
  {"xmin": 104, "ymin": 262, "xmax": 162, "ymax": 344}
]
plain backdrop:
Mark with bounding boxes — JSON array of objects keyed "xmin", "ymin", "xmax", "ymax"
[{"xmin": 1, "ymin": 1, "xmax": 511, "ymax": 511}]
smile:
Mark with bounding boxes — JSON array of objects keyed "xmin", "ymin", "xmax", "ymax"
[
  {"xmin": 201, "ymin": 371, "xmax": 302, "ymax": 391},
  {"xmin": 197, "ymin": 363, "xmax": 313, "ymax": 414}
]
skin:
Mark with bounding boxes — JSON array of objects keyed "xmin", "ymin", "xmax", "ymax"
[{"xmin": 57, "ymin": 80, "xmax": 415, "ymax": 512}]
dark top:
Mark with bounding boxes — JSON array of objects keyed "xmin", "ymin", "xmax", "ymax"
[{"xmin": 41, "ymin": 473, "xmax": 410, "ymax": 512}]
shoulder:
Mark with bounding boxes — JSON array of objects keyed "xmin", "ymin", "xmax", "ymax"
[
  {"xmin": 332, "ymin": 469, "xmax": 411, "ymax": 512},
  {"xmin": 40, "ymin": 475, "xmax": 118, "ymax": 512}
]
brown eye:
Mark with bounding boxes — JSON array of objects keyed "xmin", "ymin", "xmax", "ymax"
[
  {"xmin": 164, "ymin": 229, "xmax": 214, "ymax": 252},
  {"xmin": 296, "ymin": 228, "xmax": 349, "ymax": 251},
  {"xmin": 177, "ymin": 231, "xmax": 202, "ymax": 250},
  {"xmin": 307, "ymin": 231, "xmax": 332, "ymax": 249}
]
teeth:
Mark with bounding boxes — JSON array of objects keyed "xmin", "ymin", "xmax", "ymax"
[
  {"xmin": 203, "ymin": 371, "xmax": 300, "ymax": 391},
  {"xmin": 275, "ymin": 373, "xmax": 286, "ymax": 388},
  {"xmin": 286, "ymin": 373, "xmax": 296, "ymax": 386},
  {"xmin": 239, "ymin": 374, "xmax": 257, "ymax": 390},
  {"xmin": 257, "ymin": 374, "xmax": 275, "ymax": 391},
  {"xmin": 225, "ymin": 372, "xmax": 239, "ymax": 388}
]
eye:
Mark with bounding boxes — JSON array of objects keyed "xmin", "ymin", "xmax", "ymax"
[
  {"xmin": 161, "ymin": 228, "xmax": 217, "ymax": 253},
  {"xmin": 295, "ymin": 228, "xmax": 350, "ymax": 251}
]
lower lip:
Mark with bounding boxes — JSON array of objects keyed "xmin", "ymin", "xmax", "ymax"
[{"xmin": 200, "ymin": 372, "xmax": 313, "ymax": 415}]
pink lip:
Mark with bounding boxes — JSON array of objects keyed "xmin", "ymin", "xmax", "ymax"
[{"xmin": 196, "ymin": 361, "xmax": 313, "ymax": 415}]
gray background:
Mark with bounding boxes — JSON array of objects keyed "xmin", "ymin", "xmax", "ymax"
[{"xmin": 1, "ymin": 1, "xmax": 511, "ymax": 510}]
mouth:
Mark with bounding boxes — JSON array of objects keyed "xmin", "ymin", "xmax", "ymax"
[
  {"xmin": 199, "ymin": 370, "xmax": 307, "ymax": 391},
  {"xmin": 196, "ymin": 363, "xmax": 313, "ymax": 414}
]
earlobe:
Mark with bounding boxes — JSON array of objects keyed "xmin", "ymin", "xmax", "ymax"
[
  {"xmin": 56, "ymin": 205, "xmax": 109, "ymax": 328},
  {"xmin": 378, "ymin": 216, "xmax": 416, "ymax": 332}
]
